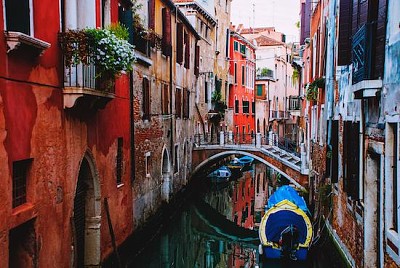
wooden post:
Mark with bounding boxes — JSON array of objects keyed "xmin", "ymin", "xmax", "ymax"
[{"xmin": 104, "ymin": 198, "xmax": 122, "ymax": 268}]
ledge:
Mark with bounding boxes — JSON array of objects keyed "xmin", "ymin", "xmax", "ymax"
[
  {"xmin": 352, "ymin": 79, "xmax": 382, "ymax": 99},
  {"xmin": 5, "ymin": 31, "xmax": 50, "ymax": 54},
  {"xmin": 134, "ymin": 50, "xmax": 153, "ymax": 67},
  {"xmin": 63, "ymin": 87, "xmax": 115, "ymax": 109}
]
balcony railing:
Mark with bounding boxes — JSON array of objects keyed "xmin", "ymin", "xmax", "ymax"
[
  {"xmin": 269, "ymin": 110, "xmax": 290, "ymax": 120},
  {"xmin": 63, "ymin": 63, "xmax": 115, "ymax": 109},
  {"xmin": 288, "ymin": 96, "xmax": 301, "ymax": 111},
  {"xmin": 256, "ymin": 69, "xmax": 274, "ymax": 80},
  {"xmin": 352, "ymin": 23, "xmax": 375, "ymax": 84}
]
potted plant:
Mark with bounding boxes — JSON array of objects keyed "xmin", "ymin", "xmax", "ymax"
[
  {"xmin": 305, "ymin": 77, "xmax": 325, "ymax": 102},
  {"xmin": 60, "ymin": 23, "xmax": 136, "ymax": 90}
]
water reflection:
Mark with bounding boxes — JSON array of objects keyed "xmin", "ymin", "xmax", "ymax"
[{"xmin": 126, "ymin": 161, "xmax": 346, "ymax": 268}]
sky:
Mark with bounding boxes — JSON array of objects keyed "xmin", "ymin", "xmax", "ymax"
[{"xmin": 230, "ymin": 0, "xmax": 300, "ymax": 43}]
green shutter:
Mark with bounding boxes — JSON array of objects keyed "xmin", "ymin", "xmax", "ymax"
[{"xmin": 257, "ymin": 85, "xmax": 263, "ymax": 96}]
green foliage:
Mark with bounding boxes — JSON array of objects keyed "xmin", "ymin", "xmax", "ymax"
[
  {"xmin": 60, "ymin": 26, "xmax": 136, "ymax": 77},
  {"xmin": 211, "ymin": 90, "xmax": 222, "ymax": 103},
  {"xmin": 306, "ymin": 77, "xmax": 325, "ymax": 101},
  {"xmin": 106, "ymin": 23, "xmax": 129, "ymax": 41},
  {"xmin": 292, "ymin": 68, "xmax": 299, "ymax": 84}
]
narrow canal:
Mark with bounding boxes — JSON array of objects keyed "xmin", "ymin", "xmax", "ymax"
[{"xmin": 115, "ymin": 161, "xmax": 348, "ymax": 268}]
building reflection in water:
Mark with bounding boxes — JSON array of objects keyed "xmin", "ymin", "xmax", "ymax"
[{"xmin": 127, "ymin": 161, "xmax": 344, "ymax": 268}]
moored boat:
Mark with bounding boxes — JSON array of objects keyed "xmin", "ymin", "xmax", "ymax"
[
  {"xmin": 258, "ymin": 185, "xmax": 313, "ymax": 261},
  {"xmin": 207, "ymin": 165, "xmax": 232, "ymax": 180},
  {"xmin": 237, "ymin": 156, "xmax": 254, "ymax": 166}
]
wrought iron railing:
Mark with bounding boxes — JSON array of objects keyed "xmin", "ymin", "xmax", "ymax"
[
  {"xmin": 277, "ymin": 137, "xmax": 299, "ymax": 157},
  {"xmin": 64, "ymin": 63, "xmax": 115, "ymax": 93},
  {"xmin": 269, "ymin": 110, "xmax": 290, "ymax": 119},
  {"xmin": 288, "ymin": 96, "xmax": 301, "ymax": 111}
]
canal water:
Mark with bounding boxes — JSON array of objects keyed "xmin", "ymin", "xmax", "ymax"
[{"xmin": 119, "ymin": 161, "xmax": 348, "ymax": 268}]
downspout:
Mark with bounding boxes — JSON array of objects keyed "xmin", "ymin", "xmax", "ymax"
[
  {"xmin": 326, "ymin": 0, "xmax": 336, "ymax": 148},
  {"xmin": 170, "ymin": 6, "xmax": 176, "ymax": 161}
]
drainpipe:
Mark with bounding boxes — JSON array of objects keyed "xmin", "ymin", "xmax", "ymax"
[
  {"xmin": 130, "ymin": 70, "xmax": 135, "ymax": 182},
  {"xmin": 326, "ymin": 0, "xmax": 336, "ymax": 148},
  {"xmin": 169, "ymin": 7, "xmax": 175, "ymax": 165}
]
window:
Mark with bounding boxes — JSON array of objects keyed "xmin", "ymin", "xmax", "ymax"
[
  {"xmin": 343, "ymin": 121, "xmax": 360, "ymax": 200},
  {"xmin": 145, "ymin": 152, "xmax": 151, "ymax": 177},
  {"xmin": 242, "ymin": 99, "xmax": 249, "ymax": 113},
  {"xmin": 118, "ymin": 0, "xmax": 134, "ymax": 44},
  {"xmin": 176, "ymin": 23, "xmax": 184, "ymax": 64},
  {"xmin": 252, "ymin": 100, "xmax": 255, "ymax": 114},
  {"xmin": 12, "ymin": 159, "xmax": 32, "ymax": 208},
  {"xmin": 184, "ymin": 32, "xmax": 190, "ymax": 69},
  {"xmin": 175, "ymin": 87, "xmax": 182, "ymax": 118},
  {"xmin": 162, "ymin": 84, "xmax": 170, "ymax": 114},
  {"xmin": 204, "ymin": 82, "xmax": 208, "ymax": 103},
  {"xmin": 116, "ymin": 137, "xmax": 123, "ymax": 184},
  {"xmin": 235, "ymin": 98, "xmax": 239, "ymax": 113},
  {"xmin": 257, "ymin": 84, "xmax": 263, "ymax": 96},
  {"xmin": 194, "ymin": 45, "xmax": 200, "ymax": 76},
  {"xmin": 240, "ymin": 44, "xmax": 246, "ymax": 55},
  {"xmin": 162, "ymin": 8, "xmax": 172, "ymax": 56},
  {"xmin": 234, "ymin": 63, "xmax": 238, "ymax": 84},
  {"xmin": 183, "ymin": 89, "xmax": 190, "ymax": 119},
  {"xmin": 174, "ymin": 144, "xmax": 179, "ymax": 173},
  {"xmin": 234, "ymin": 41, "xmax": 239, "ymax": 51},
  {"xmin": 241, "ymin": 65, "xmax": 245, "ymax": 86},
  {"xmin": 5, "ymin": 0, "xmax": 31, "ymax": 35},
  {"xmin": 388, "ymin": 123, "xmax": 399, "ymax": 232},
  {"xmin": 142, "ymin": 77, "xmax": 150, "ymax": 120}
]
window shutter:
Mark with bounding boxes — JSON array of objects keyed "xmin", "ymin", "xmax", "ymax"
[
  {"xmin": 162, "ymin": 84, "xmax": 170, "ymax": 114},
  {"xmin": 142, "ymin": 78, "xmax": 150, "ymax": 119},
  {"xmin": 148, "ymin": 0, "xmax": 155, "ymax": 30},
  {"xmin": 338, "ymin": 0, "xmax": 352, "ymax": 65},
  {"xmin": 195, "ymin": 45, "xmax": 200, "ymax": 76},
  {"xmin": 177, "ymin": 23, "xmax": 184, "ymax": 64},
  {"xmin": 184, "ymin": 32, "xmax": 190, "ymax": 69},
  {"xmin": 162, "ymin": 8, "xmax": 172, "ymax": 56},
  {"xmin": 225, "ymin": 28, "xmax": 230, "ymax": 58},
  {"xmin": 183, "ymin": 89, "xmax": 190, "ymax": 119},
  {"xmin": 175, "ymin": 88, "xmax": 182, "ymax": 118}
]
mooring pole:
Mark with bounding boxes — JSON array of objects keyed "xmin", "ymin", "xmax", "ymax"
[{"xmin": 104, "ymin": 198, "xmax": 122, "ymax": 268}]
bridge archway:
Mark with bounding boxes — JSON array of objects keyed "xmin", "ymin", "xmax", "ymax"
[{"xmin": 192, "ymin": 150, "xmax": 305, "ymax": 190}]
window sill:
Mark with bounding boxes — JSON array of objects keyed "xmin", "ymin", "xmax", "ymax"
[
  {"xmin": 5, "ymin": 31, "xmax": 50, "ymax": 54},
  {"xmin": 117, "ymin": 183, "xmax": 125, "ymax": 189}
]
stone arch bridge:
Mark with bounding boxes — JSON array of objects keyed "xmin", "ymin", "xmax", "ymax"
[{"xmin": 191, "ymin": 143, "xmax": 309, "ymax": 190}]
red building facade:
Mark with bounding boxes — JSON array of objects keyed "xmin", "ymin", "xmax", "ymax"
[
  {"xmin": 0, "ymin": 0, "xmax": 135, "ymax": 266},
  {"xmin": 228, "ymin": 30, "xmax": 256, "ymax": 143}
]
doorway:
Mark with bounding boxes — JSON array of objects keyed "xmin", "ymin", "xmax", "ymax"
[{"xmin": 73, "ymin": 154, "xmax": 101, "ymax": 267}]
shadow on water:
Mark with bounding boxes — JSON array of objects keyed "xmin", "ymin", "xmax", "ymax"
[{"xmin": 109, "ymin": 162, "xmax": 347, "ymax": 268}]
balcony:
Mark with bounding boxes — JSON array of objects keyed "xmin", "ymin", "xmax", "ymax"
[
  {"xmin": 269, "ymin": 110, "xmax": 290, "ymax": 120},
  {"xmin": 288, "ymin": 96, "xmax": 301, "ymax": 116},
  {"xmin": 60, "ymin": 27, "xmax": 135, "ymax": 111},
  {"xmin": 256, "ymin": 68, "xmax": 274, "ymax": 81},
  {"xmin": 352, "ymin": 23, "xmax": 375, "ymax": 85},
  {"xmin": 63, "ymin": 63, "xmax": 115, "ymax": 110}
]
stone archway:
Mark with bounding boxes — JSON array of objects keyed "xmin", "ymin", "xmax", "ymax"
[
  {"xmin": 72, "ymin": 152, "xmax": 101, "ymax": 267},
  {"xmin": 161, "ymin": 147, "xmax": 172, "ymax": 202}
]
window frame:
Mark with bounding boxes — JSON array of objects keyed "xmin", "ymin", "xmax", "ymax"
[{"xmin": 4, "ymin": 0, "xmax": 34, "ymax": 36}]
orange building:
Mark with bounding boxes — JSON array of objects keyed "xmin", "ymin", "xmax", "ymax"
[{"xmin": 228, "ymin": 29, "xmax": 256, "ymax": 143}]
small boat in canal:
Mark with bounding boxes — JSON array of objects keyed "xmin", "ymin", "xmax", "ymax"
[
  {"xmin": 207, "ymin": 165, "xmax": 232, "ymax": 180},
  {"xmin": 258, "ymin": 185, "xmax": 313, "ymax": 261},
  {"xmin": 237, "ymin": 155, "xmax": 254, "ymax": 166}
]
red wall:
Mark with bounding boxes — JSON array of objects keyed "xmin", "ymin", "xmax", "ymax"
[
  {"xmin": 229, "ymin": 34, "xmax": 256, "ymax": 139},
  {"xmin": 0, "ymin": 0, "xmax": 133, "ymax": 266}
]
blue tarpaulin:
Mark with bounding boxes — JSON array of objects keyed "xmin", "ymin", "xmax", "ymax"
[{"xmin": 266, "ymin": 185, "xmax": 309, "ymax": 213}]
